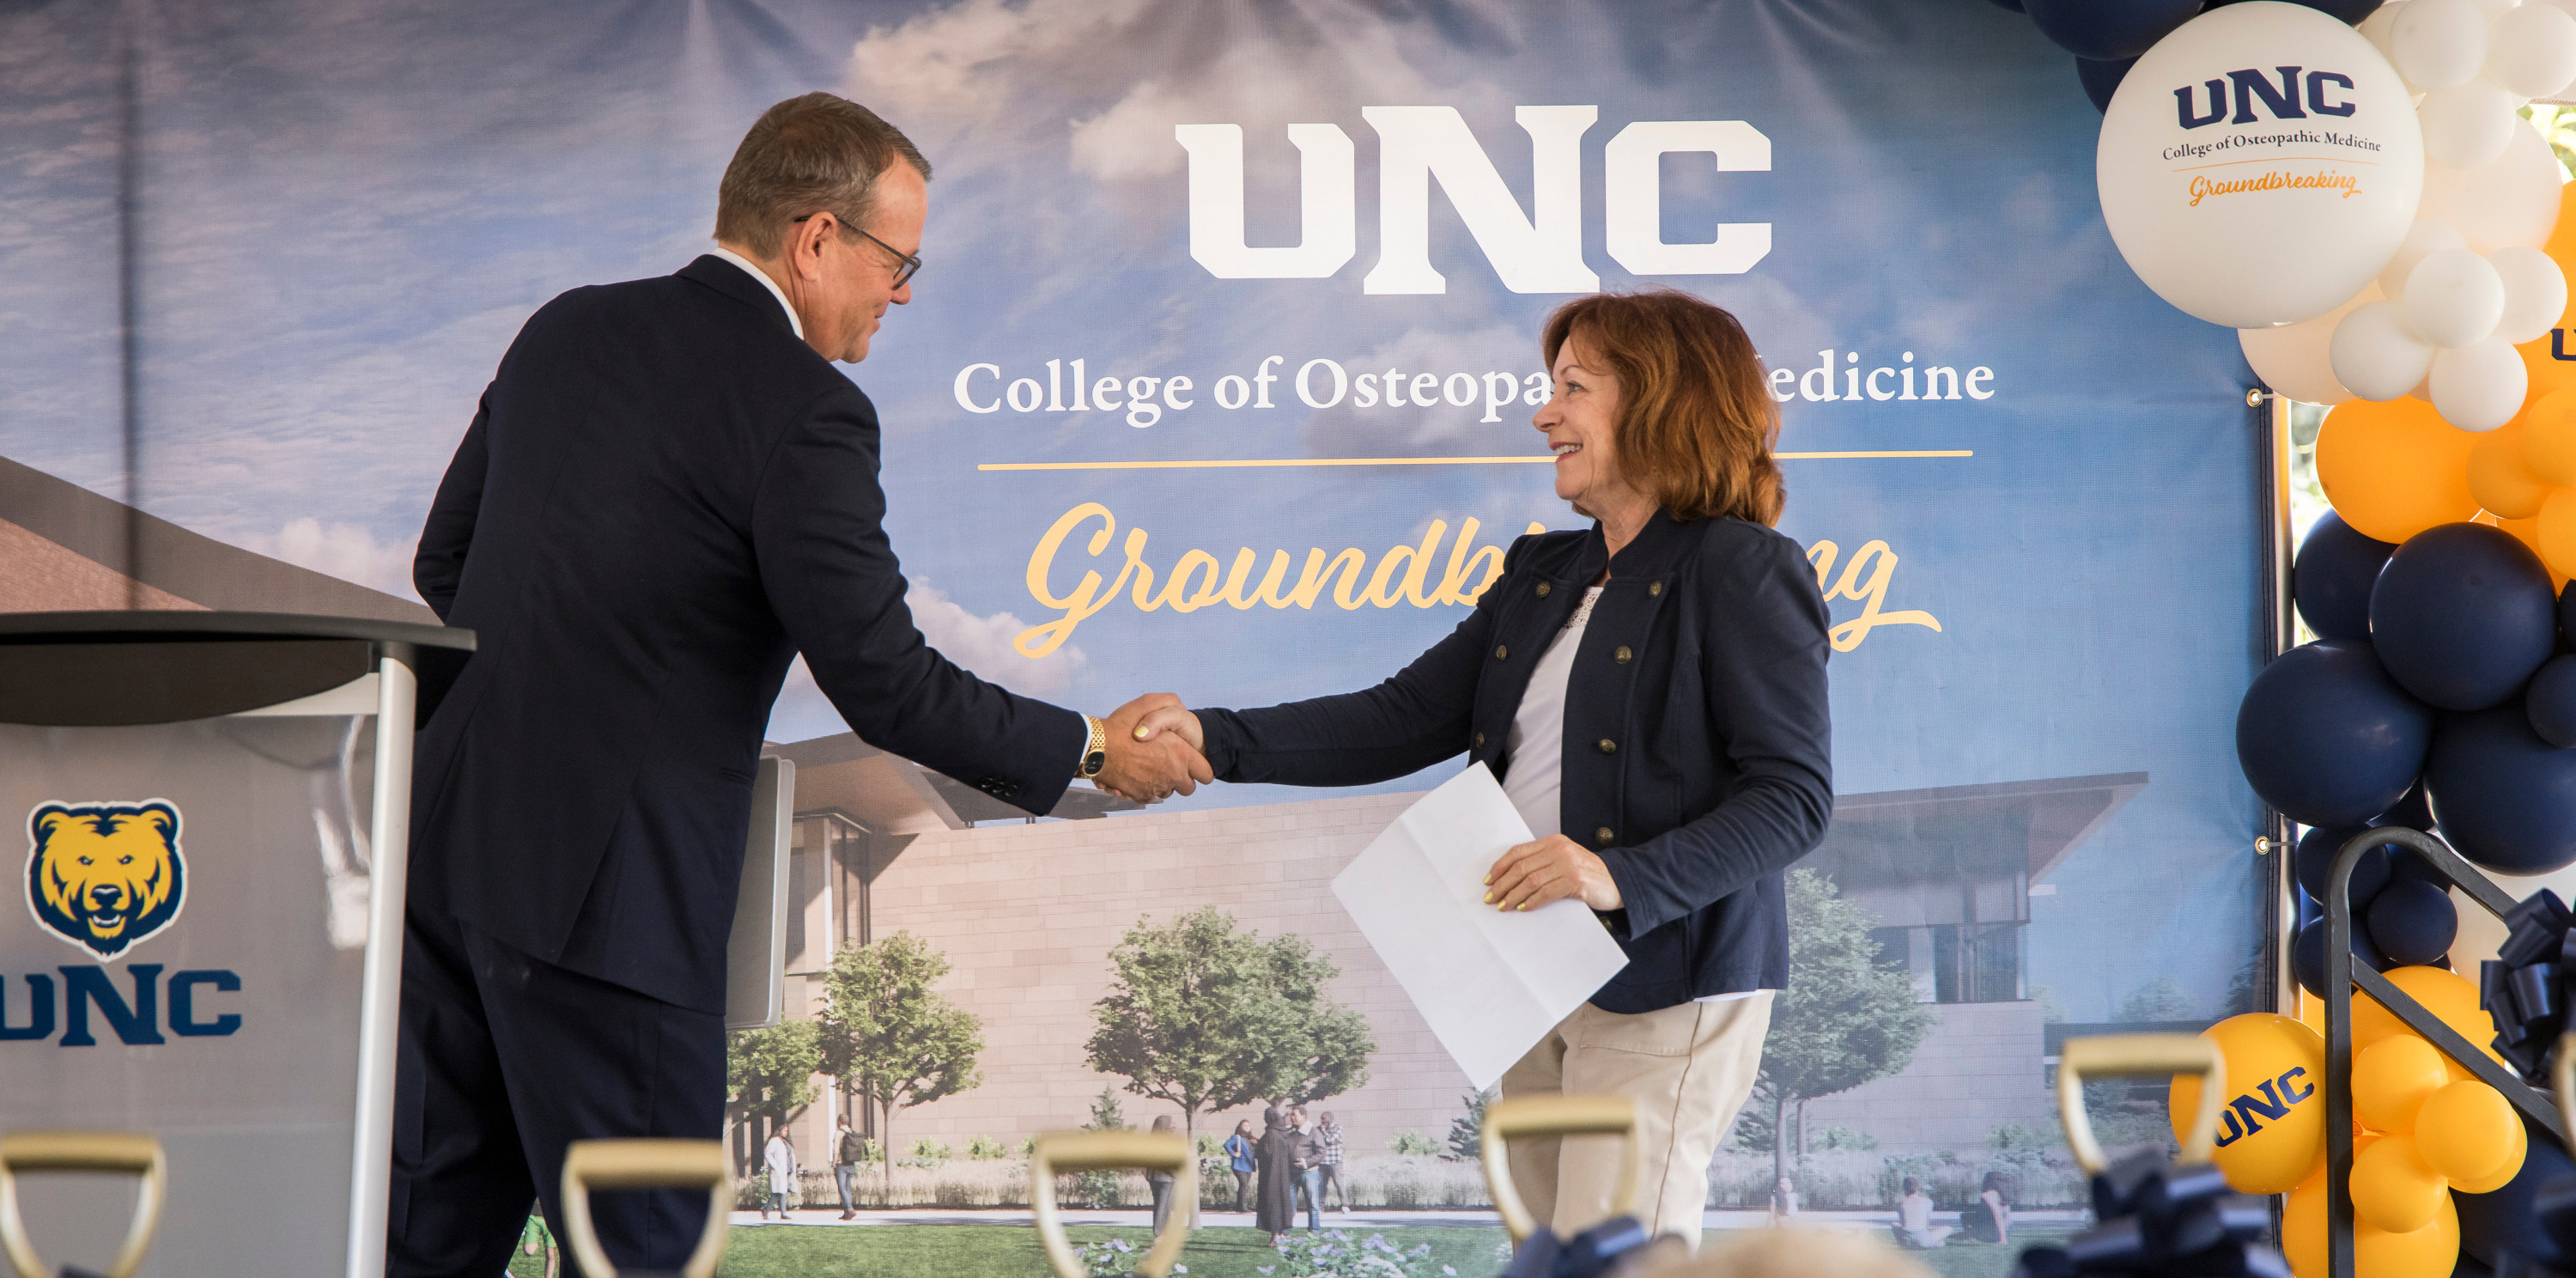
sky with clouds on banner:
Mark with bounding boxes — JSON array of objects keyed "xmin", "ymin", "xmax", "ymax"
[{"xmin": 0, "ymin": 0, "xmax": 2265, "ymax": 1019}]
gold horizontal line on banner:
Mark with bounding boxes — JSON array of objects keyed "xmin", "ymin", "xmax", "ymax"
[{"xmin": 977, "ymin": 450, "xmax": 1974, "ymax": 472}]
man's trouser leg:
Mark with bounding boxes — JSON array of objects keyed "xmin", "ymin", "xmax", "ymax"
[
  {"xmin": 1498, "ymin": 995, "xmax": 1773, "ymax": 1253},
  {"xmin": 1319, "ymin": 1164, "xmax": 1343, "ymax": 1209},
  {"xmin": 387, "ymin": 910, "xmax": 724, "ymax": 1278},
  {"xmin": 837, "ymin": 1163, "xmax": 856, "ymax": 1210}
]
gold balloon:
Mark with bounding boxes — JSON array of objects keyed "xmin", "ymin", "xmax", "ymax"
[
  {"xmin": 2353, "ymin": 1036, "xmax": 2449, "ymax": 1134},
  {"xmin": 2284, "ymin": 1171, "xmax": 2461, "ymax": 1278},
  {"xmin": 2168, "ymin": 1013, "xmax": 2327, "ymax": 1195},
  {"xmin": 2449, "ymin": 1104, "xmax": 2529, "ymax": 1195},
  {"xmin": 2316, "ymin": 399, "xmax": 2483, "ymax": 544},
  {"xmin": 2351, "ymin": 968, "xmax": 2509, "ymax": 1076},
  {"xmin": 2415, "ymin": 1080, "xmax": 2519, "ymax": 1183},
  {"xmin": 2539, "ymin": 489, "xmax": 2576, "ymax": 581},
  {"xmin": 2351, "ymin": 1134, "xmax": 2448, "ymax": 1234},
  {"xmin": 2529, "ymin": 387, "xmax": 2576, "ymax": 487},
  {"xmin": 2469, "ymin": 423, "xmax": 2555, "ymax": 520}
]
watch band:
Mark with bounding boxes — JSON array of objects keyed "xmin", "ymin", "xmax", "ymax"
[{"xmin": 1078, "ymin": 714, "xmax": 1109, "ymax": 778}]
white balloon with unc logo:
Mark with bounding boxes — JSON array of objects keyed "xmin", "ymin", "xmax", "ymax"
[{"xmin": 2099, "ymin": 3, "xmax": 2426, "ymax": 329}]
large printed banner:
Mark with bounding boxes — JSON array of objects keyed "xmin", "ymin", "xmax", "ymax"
[{"xmin": 0, "ymin": 0, "xmax": 2263, "ymax": 1253}]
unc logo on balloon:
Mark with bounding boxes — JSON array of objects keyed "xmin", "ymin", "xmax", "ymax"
[
  {"xmin": 2211, "ymin": 1066, "xmax": 2316, "ymax": 1147},
  {"xmin": 2174, "ymin": 68, "xmax": 2359, "ymax": 129}
]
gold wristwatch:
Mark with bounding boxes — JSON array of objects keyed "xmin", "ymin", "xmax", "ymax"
[{"xmin": 1079, "ymin": 715, "xmax": 1109, "ymax": 779}]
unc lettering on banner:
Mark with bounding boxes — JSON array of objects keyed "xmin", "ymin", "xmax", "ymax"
[
  {"xmin": 2208, "ymin": 1065, "xmax": 2314, "ymax": 1147},
  {"xmin": 1176, "ymin": 107, "xmax": 1772, "ymax": 292},
  {"xmin": 2173, "ymin": 66, "xmax": 2358, "ymax": 130}
]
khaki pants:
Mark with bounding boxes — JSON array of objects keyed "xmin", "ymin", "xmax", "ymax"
[{"xmin": 1498, "ymin": 993, "xmax": 1773, "ymax": 1251}]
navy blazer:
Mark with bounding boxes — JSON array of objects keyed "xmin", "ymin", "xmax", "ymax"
[
  {"xmin": 410, "ymin": 255, "xmax": 1084, "ymax": 1013},
  {"xmin": 1196, "ymin": 510, "xmax": 1832, "ymax": 1013}
]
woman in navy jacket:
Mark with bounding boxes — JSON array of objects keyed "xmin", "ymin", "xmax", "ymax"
[{"xmin": 1138, "ymin": 290, "xmax": 1832, "ymax": 1247}]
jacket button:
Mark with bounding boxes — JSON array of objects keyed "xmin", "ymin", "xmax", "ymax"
[
  {"xmin": 1536, "ymin": 582, "xmax": 1551, "ymax": 598},
  {"xmin": 1494, "ymin": 645, "xmax": 1509, "ymax": 660},
  {"xmin": 1595, "ymin": 826, "xmax": 1615, "ymax": 846},
  {"xmin": 1613, "ymin": 646, "xmax": 1632, "ymax": 664},
  {"xmin": 1473, "ymin": 731, "xmax": 1486, "ymax": 748},
  {"xmin": 1598, "ymin": 739, "xmax": 1617, "ymax": 755},
  {"xmin": 1648, "ymin": 581, "xmax": 1663, "ymax": 596}
]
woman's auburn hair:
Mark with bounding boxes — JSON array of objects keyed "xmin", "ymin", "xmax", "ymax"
[{"xmin": 1541, "ymin": 289, "xmax": 1783, "ymax": 527}]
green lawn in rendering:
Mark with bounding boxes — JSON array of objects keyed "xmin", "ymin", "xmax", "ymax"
[{"xmin": 510, "ymin": 1222, "xmax": 2073, "ymax": 1278}]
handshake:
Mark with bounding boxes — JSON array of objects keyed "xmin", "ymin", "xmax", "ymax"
[{"xmin": 1088, "ymin": 692, "xmax": 1209, "ymax": 804}]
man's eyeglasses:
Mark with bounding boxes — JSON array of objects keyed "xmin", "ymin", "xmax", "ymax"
[{"xmin": 793, "ymin": 211, "xmax": 921, "ymax": 287}]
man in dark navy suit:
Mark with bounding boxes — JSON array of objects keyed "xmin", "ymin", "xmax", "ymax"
[{"xmin": 389, "ymin": 93, "xmax": 1207, "ymax": 1276}]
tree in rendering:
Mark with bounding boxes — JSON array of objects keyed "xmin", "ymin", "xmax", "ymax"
[{"xmin": 817, "ymin": 931, "xmax": 986, "ymax": 1190}]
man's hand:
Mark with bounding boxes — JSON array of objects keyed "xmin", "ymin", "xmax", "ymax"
[
  {"xmin": 1094, "ymin": 693, "xmax": 1212, "ymax": 802},
  {"xmin": 1131, "ymin": 701, "xmax": 1204, "ymax": 752},
  {"xmin": 1484, "ymin": 835, "xmax": 1624, "ymax": 912}
]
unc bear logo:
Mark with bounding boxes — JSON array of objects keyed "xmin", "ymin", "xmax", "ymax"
[{"xmin": 24, "ymin": 800, "xmax": 185, "ymax": 960}]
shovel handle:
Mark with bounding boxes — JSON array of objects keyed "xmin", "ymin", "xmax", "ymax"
[
  {"xmin": 1479, "ymin": 1096, "xmax": 1640, "ymax": 1245},
  {"xmin": 0, "ymin": 1130, "xmax": 166, "ymax": 1278},
  {"xmin": 2057, "ymin": 1034, "xmax": 2227, "ymax": 1175},
  {"xmin": 558, "ymin": 1139, "xmax": 730, "ymax": 1278},
  {"xmin": 1029, "ymin": 1130, "xmax": 1196, "ymax": 1278}
]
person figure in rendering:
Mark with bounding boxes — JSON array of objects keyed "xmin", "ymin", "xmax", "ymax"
[
  {"xmin": 1225, "ymin": 1120, "xmax": 1258, "ymax": 1213},
  {"xmin": 1146, "ymin": 1115, "xmax": 1180, "ymax": 1237},
  {"xmin": 1290, "ymin": 1105, "xmax": 1325, "ymax": 1232},
  {"xmin": 1959, "ymin": 1171, "xmax": 2011, "ymax": 1244},
  {"xmin": 1256, "ymin": 1105, "xmax": 1297, "ymax": 1243},
  {"xmin": 761, "ymin": 1130, "xmax": 798, "ymax": 1221},
  {"xmin": 1767, "ymin": 1176, "xmax": 1800, "ymax": 1225},
  {"xmin": 1893, "ymin": 1177, "xmax": 1950, "ymax": 1250},
  {"xmin": 1132, "ymin": 289, "xmax": 1833, "ymax": 1253},
  {"xmin": 1315, "ymin": 1111, "xmax": 1347, "ymax": 1213},
  {"xmin": 391, "ymin": 92, "xmax": 1210, "ymax": 1276},
  {"xmin": 835, "ymin": 1114, "xmax": 863, "ymax": 1220}
]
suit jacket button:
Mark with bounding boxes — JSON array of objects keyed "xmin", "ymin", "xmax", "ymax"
[
  {"xmin": 1614, "ymin": 646, "xmax": 1632, "ymax": 664},
  {"xmin": 1595, "ymin": 826, "xmax": 1615, "ymax": 846},
  {"xmin": 1536, "ymin": 582, "xmax": 1551, "ymax": 598},
  {"xmin": 1598, "ymin": 739, "xmax": 1617, "ymax": 754},
  {"xmin": 1494, "ymin": 645, "xmax": 1509, "ymax": 660},
  {"xmin": 1473, "ymin": 731, "xmax": 1486, "ymax": 748},
  {"xmin": 1648, "ymin": 581, "xmax": 1663, "ymax": 596}
]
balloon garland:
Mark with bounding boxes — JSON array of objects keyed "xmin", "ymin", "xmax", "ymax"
[{"xmin": 2010, "ymin": 2, "xmax": 2576, "ymax": 1275}]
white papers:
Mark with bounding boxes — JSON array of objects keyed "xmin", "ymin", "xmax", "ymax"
[{"xmin": 1331, "ymin": 764, "xmax": 1631, "ymax": 1090}]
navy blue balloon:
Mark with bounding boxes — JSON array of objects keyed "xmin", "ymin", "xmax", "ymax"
[
  {"xmin": 2025, "ymin": 0, "xmax": 2203, "ymax": 59},
  {"xmin": 2208, "ymin": 0, "xmax": 2384, "ymax": 20},
  {"xmin": 2293, "ymin": 915, "xmax": 2391, "ymax": 997},
  {"xmin": 2530, "ymin": 654, "xmax": 2576, "ymax": 747},
  {"xmin": 2076, "ymin": 57, "xmax": 2136, "ymax": 113},
  {"xmin": 2560, "ymin": 579, "xmax": 2576, "ymax": 641},
  {"xmin": 2378, "ymin": 781, "xmax": 2435, "ymax": 831},
  {"xmin": 2365, "ymin": 878, "xmax": 2458, "ymax": 965},
  {"xmin": 2237, "ymin": 639, "xmax": 2436, "ymax": 827},
  {"xmin": 1989, "ymin": 0, "xmax": 2026, "ymax": 9},
  {"xmin": 2294, "ymin": 511, "xmax": 2395, "ymax": 642},
  {"xmin": 2427, "ymin": 705, "xmax": 2576, "ymax": 875},
  {"xmin": 2372, "ymin": 523, "xmax": 2559, "ymax": 710},
  {"xmin": 2294, "ymin": 824, "xmax": 2395, "ymax": 908},
  {"xmin": 2456, "ymin": 1119, "xmax": 2573, "ymax": 1269}
]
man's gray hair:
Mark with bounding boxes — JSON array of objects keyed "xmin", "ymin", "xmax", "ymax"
[{"xmin": 715, "ymin": 92, "xmax": 931, "ymax": 258}]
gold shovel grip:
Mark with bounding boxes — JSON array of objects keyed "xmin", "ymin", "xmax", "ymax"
[
  {"xmin": 1028, "ymin": 1130, "xmax": 1196, "ymax": 1278},
  {"xmin": 1479, "ymin": 1096, "xmax": 1641, "ymax": 1245},
  {"xmin": 558, "ymin": 1139, "xmax": 730, "ymax": 1278},
  {"xmin": 0, "ymin": 1130, "xmax": 167, "ymax": 1278},
  {"xmin": 2057, "ymin": 1034, "xmax": 2228, "ymax": 1175}
]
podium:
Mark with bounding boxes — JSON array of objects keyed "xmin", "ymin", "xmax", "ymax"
[{"xmin": 0, "ymin": 612, "xmax": 471, "ymax": 1278}]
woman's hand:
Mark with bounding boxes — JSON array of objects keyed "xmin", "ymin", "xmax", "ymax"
[
  {"xmin": 1484, "ymin": 834, "xmax": 1624, "ymax": 912},
  {"xmin": 1131, "ymin": 700, "xmax": 1206, "ymax": 751}
]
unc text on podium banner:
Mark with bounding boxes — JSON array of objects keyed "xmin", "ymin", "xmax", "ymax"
[{"xmin": 955, "ymin": 350, "xmax": 2001, "ymax": 428}]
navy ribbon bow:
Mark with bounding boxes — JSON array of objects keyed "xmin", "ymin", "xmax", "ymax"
[
  {"xmin": 2479, "ymin": 889, "xmax": 2574, "ymax": 1083},
  {"xmin": 1502, "ymin": 1214, "xmax": 1683, "ymax": 1278},
  {"xmin": 2011, "ymin": 1151, "xmax": 2287, "ymax": 1278}
]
